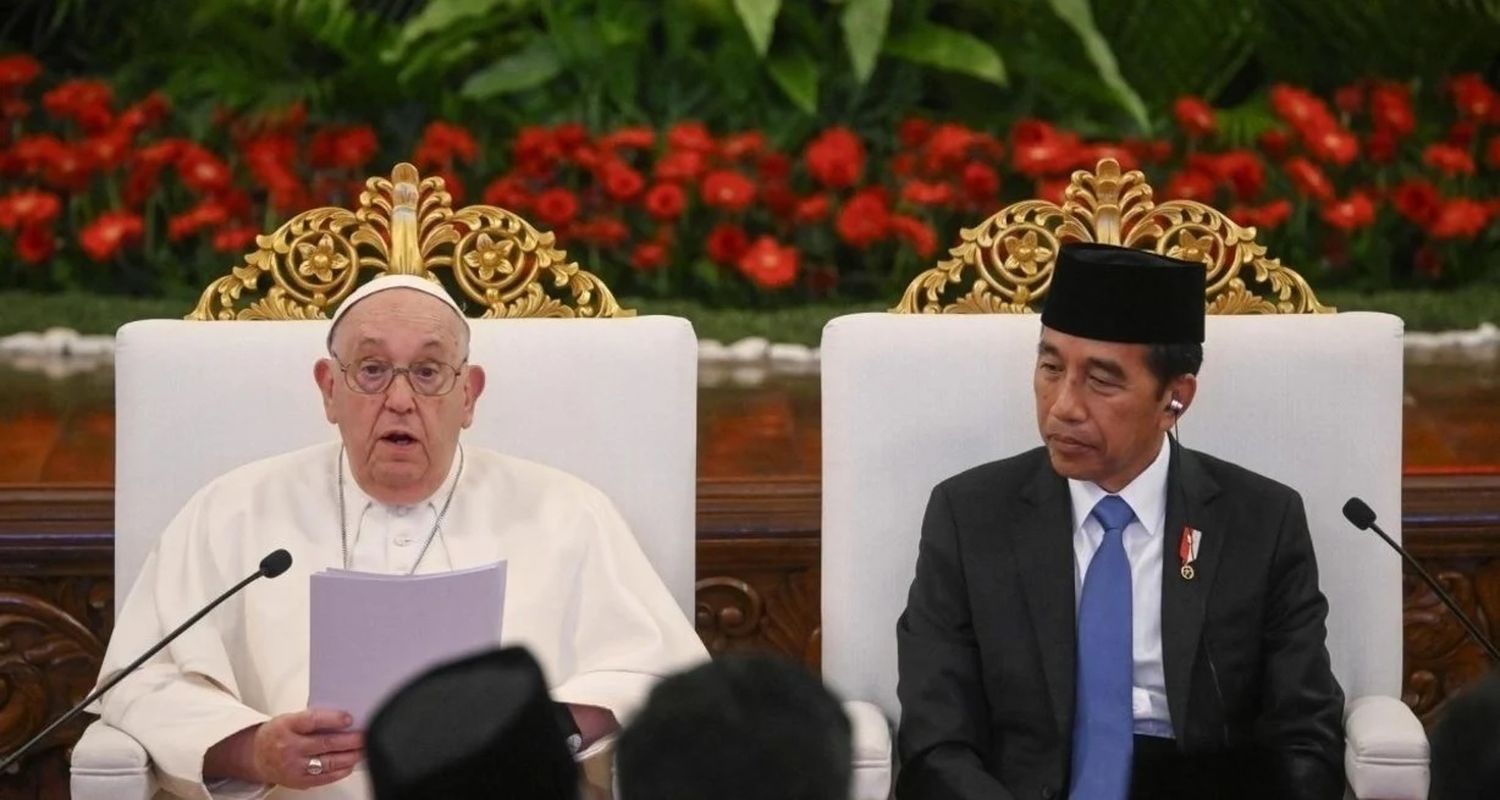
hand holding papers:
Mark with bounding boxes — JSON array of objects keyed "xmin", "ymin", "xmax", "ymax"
[{"xmin": 309, "ymin": 561, "xmax": 507, "ymax": 728}]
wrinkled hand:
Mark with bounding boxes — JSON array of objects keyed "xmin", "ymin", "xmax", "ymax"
[{"xmin": 251, "ymin": 709, "xmax": 363, "ymax": 789}]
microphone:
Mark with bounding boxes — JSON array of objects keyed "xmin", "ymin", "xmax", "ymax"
[
  {"xmin": 1342, "ymin": 498, "xmax": 1500, "ymax": 664},
  {"xmin": 0, "ymin": 549, "xmax": 294, "ymax": 773}
]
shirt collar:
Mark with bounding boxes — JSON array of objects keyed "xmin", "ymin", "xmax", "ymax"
[
  {"xmin": 340, "ymin": 443, "xmax": 465, "ymax": 517},
  {"xmin": 1066, "ymin": 434, "xmax": 1171, "ymax": 537}
]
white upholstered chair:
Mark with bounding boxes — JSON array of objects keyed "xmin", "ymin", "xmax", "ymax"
[
  {"xmin": 70, "ymin": 166, "xmax": 699, "ymax": 799},
  {"xmin": 822, "ymin": 160, "xmax": 1430, "ymax": 800}
]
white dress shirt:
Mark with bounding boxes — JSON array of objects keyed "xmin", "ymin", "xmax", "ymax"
[
  {"xmin": 1068, "ymin": 434, "xmax": 1174, "ymax": 738},
  {"xmin": 341, "ymin": 448, "xmax": 461, "ymax": 573}
]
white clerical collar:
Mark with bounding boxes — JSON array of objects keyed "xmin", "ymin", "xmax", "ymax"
[
  {"xmin": 1067, "ymin": 433, "xmax": 1171, "ymax": 538},
  {"xmin": 340, "ymin": 444, "xmax": 465, "ymax": 517}
]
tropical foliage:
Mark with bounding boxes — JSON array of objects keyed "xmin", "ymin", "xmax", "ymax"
[{"xmin": 1, "ymin": 0, "xmax": 1498, "ymax": 303}]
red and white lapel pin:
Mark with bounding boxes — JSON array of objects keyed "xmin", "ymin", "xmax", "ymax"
[{"xmin": 1179, "ymin": 526, "xmax": 1202, "ymax": 581}]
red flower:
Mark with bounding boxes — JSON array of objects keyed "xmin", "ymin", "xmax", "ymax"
[
  {"xmin": 961, "ymin": 162, "xmax": 1000, "ymax": 204},
  {"xmin": 1449, "ymin": 74, "xmax": 1498, "ymax": 121},
  {"xmin": 757, "ymin": 153, "xmax": 792, "ymax": 182},
  {"xmin": 1447, "ymin": 121, "xmax": 1477, "ymax": 148},
  {"xmin": 926, "ymin": 124, "xmax": 981, "ymax": 173},
  {"xmin": 572, "ymin": 217, "xmax": 629, "ymax": 248},
  {"xmin": 1392, "ymin": 181, "xmax": 1441, "ymax": 226},
  {"xmin": 700, "ymin": 170, "xmax": 756, "ymax": 212},
  {"xmin": 736, "ymin": 236, "xmax": 799, "ymax": 289},
  {"xmin": 213, "ymin": 224, "xmax": 260, "ymax": 253},
  {"xmin": 1369, "ymin": 82, "xmax": 1415, "ymax": 138},
  {"xmin": 600, "ymin": 159, "xmax": 646, "ymax": 202},
  {"xmin": 1270, "ymin": 84, "xmax": 1335, "ymax": 135},
  {"xmin": 835, "ymin": 188, "xmax": 890, "ymax": 248},
  {"xmin": 1228, "ymin": 200, "xmax": 1292, "ymax": 231},
  {"xmin": 167, "ymin": 198, "xmax": 230, "ymax": 242},
  {"xmin": 1122, "ymin": 138, "xmax": 1173, "ymax": 164},
  {"xmin": 644, "ymin": 183, "xmax": 686, "ymax": 221},
  {"xmin": 552, "ymin": 123, "xmax": 589, "ymax": 154},
  {"xmin": 667, "ymin": 121, "xmax": 715, "ymax": 154},
  {"xmin": 721, "ymin": 131, "xmax": 766, "ymax": 160},
  {"xmin": 117, "ymin": 92, "xmax": 171, "ymax": 136},
  {"xmin": 793, "ymin": 194, "xmax": 830, "ymax": 224},
  {"xmin": 1320, "ymin": 191, "xmax": 1376, "ymax": 232},
  {"xmin": 15, "ymin": 224, "xmax": 54, "ymax": 264},
  {"xmin": 1365, "ymin": 130, "xmax": 1399, "ymax": 164},
  {"xmin": 901, "ymin": 180, "xmax": 953, "ymax": 207},
  {"xmin": 79, "ymin": 210, "xmax": 144, "ymax": 262},
  {"xmin": 1334, "ymin": 84, "xmax": 1364, "ymax": 114},
  {"xmin": 1283, "ymin": 157, "xmax": 1334, "ymax": 202},
  {"xmin": 1257, "ymin": 128, "xmax": 1294, "ymax": 160},
  {"xmin": 1305, "ymin": 127, "xmax": 1360, "ymax": 166},
  {"xmin": 513, "ymin": 126, "xmax": 561, "ymax": 177},
  {"xmin": 482, "ymin": 175, "xmax": 530, "ymax": 211},
  {"xmin": 1081, "ymin": 143, "xmax": 1140, "ymax": 172},
  {"xmin": 1010, "ymin": 121, "xmax": 1078, "ymax": 177},
  {"xmin": 0, "ymin": 189, "xmax": 62, "ymax": 230},
  {"xmin": 433, "ymin": 170, "xmax": 465, "ymax": 204},
  {"xmin": 1172, "ymin": 96, "xmax": 1216, "ymax": 138},
  {"xmin": 705, "ymin": 223, "xmax": 750, "ymax": 265},
  {"xmin": 42, "ymin": 79, "xmax": 113, "ymax": 132},
  {"xmin": 1206, "ymin": 151, "xmax": 1264, "ymax": 201},
  {"xmin": 84, "ymin": 131, "xmax": 132, "ymax": 172},
  {"xmin": 414, "ymin": 121, "xmax": 478, "ymax": 168},
  {"xmin": 654, "ymin": 150, "xmax": 706, "ymax": 183},
  {"xmin": 534, "ymin": 188, "xmax": 579, "ymax": 228},
  {"xmin": 631, "ymin": 241, "xmax": 669, "ymax": 271},
  {"xmin": 805, "ymin": 127, "xmax": 866, "ymax": 189},
  {"xmin": 1429, "ymin": 198, "xmax": 1491, "ymax": 239},
  {"xmin": 1164, "ymin": 169, "xmax": 1216, "ymax": 202},
  {"xmin": 1423, "ymin": 144, "xmax": 1476, "ymax": 177},
  {"xmin": 899, "ymin": 118, "xmax": 932, "ymax": 149},
  {"xmin": 309, "ymin": 125, "xmax": 378, "ymax": 170},
  {"xmin": 1414, "ymin": 247, "xmax": 1443, "ymax": 280},
  {"xmin": 889, "ymin": 214, "xmax": 938, "ymax": 258},
  {"xmin": 761, "ymin": 181, "xmax": 796, "ymax": 218},
  {"xmin": 176, "ymin": 145, "xmax": 232, "ymax": 193},
  {"xmin": 40, "ymin": 144, "xmax": 93, "ymax": 193},
  {"xmin": 1488, "ymin": 135, "xmax": 1500, "ymax": 170},
  {"xmin": 600, "ymin": 127, "xmax": 655, "ymax": 151},
  {"xmin": 0, "ymin": 55, "xmax": 41, "ymax": 90}
]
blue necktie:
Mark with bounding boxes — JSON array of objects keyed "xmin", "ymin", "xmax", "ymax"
[{"xmin": 1070, "ymin": 495, "xmax": 1136, "ymax": 800}]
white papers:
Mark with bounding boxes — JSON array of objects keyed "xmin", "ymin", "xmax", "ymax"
[{"xmin": 308, "ymin": 561, "xmax": 507, "ymax": 727}]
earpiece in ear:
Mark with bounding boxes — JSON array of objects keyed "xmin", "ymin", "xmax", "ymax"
[{"xmin": 1168, "ymin": 398, "xmax": 1185, "ymax": 415}]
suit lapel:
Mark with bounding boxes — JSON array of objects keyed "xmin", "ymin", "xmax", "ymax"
[
  {"xmin": 1160, "ymin": 440, "xmax": 1224, "ymax": 738},
  {"xmin": 1014, "ymin": 456, "xmax": 1079, "ymax": 739}
]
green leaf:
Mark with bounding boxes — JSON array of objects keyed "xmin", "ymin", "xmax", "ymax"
[
  {"xmin": 396, "ymin": 0, "xmax": 517, "ymax": 47},
  {"xmin": 732, "ymin": 0, "xmax": 781, "ymax": 56},
  {"xmin": 840, "ymin": 0, "xmax": 891, "ymax": 84},
  {"xmin": 884, "ymin": 23, "xmax": 1007, "ymax": 86},
  {"xmin": 1044, "ymin": 0, "xmax": 1149, "ymax": 131},
  {"xmin": 460, "ymin": 40, "xmax": 563, "ymax": 99},
  {"xmin": 766, "ymin": 49, "xmax": 818, "ymax": 114}
]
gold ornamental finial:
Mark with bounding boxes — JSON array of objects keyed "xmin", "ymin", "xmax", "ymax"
[
  {"xmin": 894, "ymin": 158, "xmax": 1332, "ymax": 315},
  {"xmin": 189, "ymin": 162, "xmax": 631, "ymax": 320}
]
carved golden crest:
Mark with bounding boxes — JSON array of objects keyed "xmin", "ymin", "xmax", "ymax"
[
  {"xmin": 894, "ymin": 158, "xmax": 1332, "ymax": 315},
  {"xmin": 189, "ymin": 163, "xmax": 630, "ymax": 320}
]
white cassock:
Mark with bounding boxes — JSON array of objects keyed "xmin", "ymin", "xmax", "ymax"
[{"xmin": 94, "ymin": 441, "xmax": 708, "ymax": 800}]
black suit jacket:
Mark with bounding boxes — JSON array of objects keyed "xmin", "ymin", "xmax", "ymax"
[{"xmin": 895, "ymin": 442, "xmax": 1345, "ymax": 800}]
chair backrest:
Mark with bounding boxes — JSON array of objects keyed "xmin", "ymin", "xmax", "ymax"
[
  {"xmin": 821, "ymin": 312, "xmax": 1403, "ymax": 720},
  {"xmin": 115, "ymin": 318, "xmax": 699, "ymax": 614},
  {"xmin": 115, "ymin": 163, "xmax": 696, "ymax": 614},
  {"xmin": 823, "ymin": 158, "xmax": 1403, "ymax": 720}
]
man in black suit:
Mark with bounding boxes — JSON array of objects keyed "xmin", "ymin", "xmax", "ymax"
[{"xmin": 895, "ymin": 243, "xmax": 1345, "ymax": 800}]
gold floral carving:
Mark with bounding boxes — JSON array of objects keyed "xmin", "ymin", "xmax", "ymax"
[
  {"xmin": 894, "ymin": 158, "xmax": 1332, "ymax": 315},
  {"xmin": 189, "ymin": 163, "xmax": 630, "ymax": 320}
]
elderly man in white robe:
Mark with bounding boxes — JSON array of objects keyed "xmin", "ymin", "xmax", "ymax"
[{"xmin": 93, "ymin": 275, "xmax": 708, "ymax": 799}]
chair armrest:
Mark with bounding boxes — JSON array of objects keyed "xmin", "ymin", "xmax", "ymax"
[
  {"xmin": 844, "ymin": 700, "xmax": 893, "ymax": 800},
  {"xmin": 70, "ymin": 720, "xmax": 156, "ymax": 800},
  {"xmin": 1344, "ymin": 695, "xmax": 1429, "ymax": 800}
]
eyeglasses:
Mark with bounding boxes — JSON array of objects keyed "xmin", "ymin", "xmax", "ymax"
[{"xmin": 332, "ymin": 356, "xmax": 465, "ymax": 396}]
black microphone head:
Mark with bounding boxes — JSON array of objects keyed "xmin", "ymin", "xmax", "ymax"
[
  {"xmin": 259, "ymin": 549, "xmax": 293, "ymax": 578},
  {"xmin": 1342, "ymin": 497, "xmax": 1377, "ymax": 530}
]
